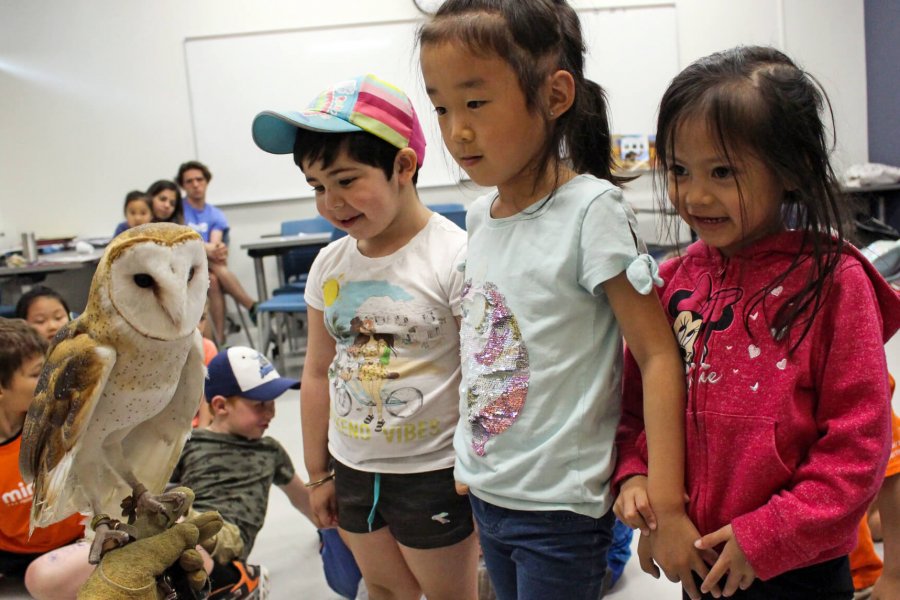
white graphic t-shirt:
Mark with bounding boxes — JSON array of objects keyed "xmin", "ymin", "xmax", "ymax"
[{"xmin": 305, "ymin": 213, "xmax": 467, "ymax": 473}]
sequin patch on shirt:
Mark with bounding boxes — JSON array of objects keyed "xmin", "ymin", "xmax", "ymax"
[{"xmin": 460, "ymin": 280, "xmax": 530, "ymax": 455}]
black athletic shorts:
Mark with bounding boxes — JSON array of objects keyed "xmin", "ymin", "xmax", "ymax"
[{"xmin": 334, "ymin": 460, "xmax": 474, "ymax": 549}]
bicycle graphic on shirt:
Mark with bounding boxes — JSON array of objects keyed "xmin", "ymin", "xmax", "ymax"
[
  {"xmin": 333, "ymin": 380, "xmax": 423, "ymax": 419},
  {"xmin": 331, "ymin": 346, "xmax": 423, "ymax": 422}
]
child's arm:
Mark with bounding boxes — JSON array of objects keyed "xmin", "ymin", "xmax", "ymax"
[
  {"xmin": 613, "ymin": 349, "xmax": 656, "ymax": 535},
  {"xmin": 300, "ymin": 306, "xmax": 338, "ymax": 528},
  {"xmin": 604, "ymin": 271, "xmax": 710, "ymax": 599},
  {"xmin": 874, "ymin": 473, "xmax": 900, "ymax": 599},
  {"xmin": 603, "ymin": 272, "xmax": 684, "ymax": 510},
  {"xmin": 278, "ymin": 473, "xmax": 314, "ymax": 524}
]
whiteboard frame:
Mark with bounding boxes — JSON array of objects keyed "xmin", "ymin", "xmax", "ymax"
[{"xmin": 183, "ymin": 4, "xmax": 677, "ymax": 206}]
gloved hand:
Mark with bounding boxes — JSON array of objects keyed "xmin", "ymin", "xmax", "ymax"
[{"xmin": 78, "ymin": 503, "xmax": 222, "ymax": 599}]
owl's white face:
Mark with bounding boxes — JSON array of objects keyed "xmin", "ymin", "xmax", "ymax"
[{"xmin": 107, "ymin": 239, "xmax": 209, "ymax": 340}]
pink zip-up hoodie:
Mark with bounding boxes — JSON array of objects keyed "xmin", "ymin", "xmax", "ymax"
[{"xmin": 614, "ymin": 231, "xmax": 900, "ymax": 580}]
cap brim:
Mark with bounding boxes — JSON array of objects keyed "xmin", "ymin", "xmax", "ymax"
[
  {"xmin": 241, "ymin": 376, "xmax": 301, "ymax": 401},
  {"xmin": 252, "ymin": 110, "xmax": 362, "ymax": 154}
]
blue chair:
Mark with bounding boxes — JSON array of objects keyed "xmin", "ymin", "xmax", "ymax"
[
  {"xmin": 273, "ymin": 217, "xmax": 333, "ymax": 296},
  {"xmin": 255, "ymin": 292, "xmax": 308, "ymax": 370},
  {"xmin": 1, "ymin": 289, "xmax": 17, "ymax": 318},
  {"xmin": 427, "ymin": 203, "xmax": 465, "ymax": 213},
  {"xmin": 440, "ymin": 209, "xmax": 467, "ymax": 230}
]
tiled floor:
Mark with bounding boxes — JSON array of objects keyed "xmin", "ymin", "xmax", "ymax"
[{"xmin": 3, "ymin": 330, "xmax": 897, "ymax": 599}]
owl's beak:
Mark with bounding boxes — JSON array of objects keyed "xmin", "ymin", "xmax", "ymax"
[{"xmin": 160, "ymin": 293, "xmax": 187, "ymax": 329}]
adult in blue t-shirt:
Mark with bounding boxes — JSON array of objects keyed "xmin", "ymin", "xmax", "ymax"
[{"xmin": 176, "ymin": 161, "xmax": 257, "ymax": 344}]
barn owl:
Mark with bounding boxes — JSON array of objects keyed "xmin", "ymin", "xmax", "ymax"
[{"xmin": 19, "ymin": 222, "xmax": 210, "ymax": 562}]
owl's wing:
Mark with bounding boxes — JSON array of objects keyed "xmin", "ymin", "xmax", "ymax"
[
  {"xmin": 120, "ymin": 330, "xmax": 206, "ymax": 494},
  {"xmin": 19, "ymin": 326, "xmax": 116, "ymax": 522}
]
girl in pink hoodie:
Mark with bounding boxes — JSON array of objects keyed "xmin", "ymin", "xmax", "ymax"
[{"xmin": 614, "ymin": 46, "xmax": 900, "ymax": 600}]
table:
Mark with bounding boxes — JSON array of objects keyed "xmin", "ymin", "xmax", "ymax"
[
  {"xmin": 843, "ymin": 183, "xmax": 900, "ymax": 223},
  {"xmin": 0, "ymin": 250, "xmax": 104, "ymax": 313},
  {"xmin": 241, "ymin": 232, "xmax": 332, "ymax": 351}
]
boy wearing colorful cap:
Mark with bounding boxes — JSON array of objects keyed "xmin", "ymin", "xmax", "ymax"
[
  {"xmin": 171, "ymin": 346, "xmax": 307, "ymax": 599},
  {"xmin": 253, "ymin": 74, "xmax": 476, "ymax": 600}
]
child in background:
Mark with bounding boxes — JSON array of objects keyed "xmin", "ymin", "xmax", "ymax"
[
  {"xmin": 15, "ymin": 285, "xmax": 70, "ymax": 343},
  {"xmin": 253, "ymin": 74, "xmax": 476, "ymax": 599},
  {"xmin": 419, "ymin": 2, "xmax": 688, "ymax": 599},
  {"xmin": 147, "ymin": 179, "xmax": 185, "ymax": 224},
  {"xmin": 614, "ymin": 46, "xmax": 900, "ymax": 599},
  {"xmin": 113, "ymin": 190, "xmax": 153, "ymax": 236},
  {"xmin": 174, "ymin": 161, "xmax": 259, "ymax": 345},
  {"xmin": 0, "ymin": 320, "xmax": 84, "ymax": 583},
  {"xmin": 23, "ymin": 346, "xmax": 308, "ymax": 600},
  {"xmin": 171, "ymin": 346, "xmax": 310, "ymax": 599},
  {"xmin": 850, "ymin": 397, "xmax": 900, "ymax": 599},
  {"xmin": 193, "ymin": 301, "xmax": 218, "ymax": 429}
]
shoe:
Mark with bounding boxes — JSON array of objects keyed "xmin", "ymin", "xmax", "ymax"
[
  {"xmin": 225, "ymin": 315, "xmax": 242, "ymax": 335},
  {"xmin": 208, "ymin": 561, "xmax": 269, "ymax": 599},
  {"xmin": 249, "ymin": 302, "xmax": 259, "ymax": 326},
  {"xmin": 477, "ymin": 558, "xmax": 496, "ymax": 600}
]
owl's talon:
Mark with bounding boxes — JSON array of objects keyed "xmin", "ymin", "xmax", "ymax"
[
  {"xmin": 125, "ymin": 486, "xmax": 189, "ymax": 526},
  {"xmin": 88, "ymin": 516, "xmax": 133, "ymax": 564}
]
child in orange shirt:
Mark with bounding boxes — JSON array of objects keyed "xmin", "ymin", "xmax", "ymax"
[
  {"xmin": 0, "ymin": 319, "xmax": 84, "ymax": 580},
  {"xmin": 850, "ymin": 400, "xmax": 900, "ymax": 599}
]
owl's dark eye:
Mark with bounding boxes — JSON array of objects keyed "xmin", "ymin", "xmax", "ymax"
[
  {"xmin": 188, "ymin": 266, "xmax": 196, "ymax": 282},
  {"xmin": 133, "ymin": 273, "xmax": 155, "ymax": 288}
]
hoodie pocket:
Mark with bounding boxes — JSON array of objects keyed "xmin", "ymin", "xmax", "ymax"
[{"xmin": 693, "ymin": 411, "xmax": 793, "ymax": 533}]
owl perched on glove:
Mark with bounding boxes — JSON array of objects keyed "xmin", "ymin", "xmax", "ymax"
[{"xmin": 19, "ymin": 223, "xmax": 210, "ymax": 562}]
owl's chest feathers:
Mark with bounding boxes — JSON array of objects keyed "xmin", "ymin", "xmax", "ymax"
[{"xmin": 96, "ymin": 334, "xmax": 197, "ymax": 428}]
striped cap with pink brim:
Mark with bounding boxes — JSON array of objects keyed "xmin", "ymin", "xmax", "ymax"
[{"xmin": 252, "ymin": 73, "xmax": 426, "ymax": 167}]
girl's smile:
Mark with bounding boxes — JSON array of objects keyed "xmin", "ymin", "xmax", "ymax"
[{"xmin": 668, "ymin": 117, "xmax": 787, "ymax": 256}]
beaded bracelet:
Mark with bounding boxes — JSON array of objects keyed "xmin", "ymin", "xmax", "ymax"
[{"xmin": 304, "ymin": 473, "xmax": 335, "ymax": 488}]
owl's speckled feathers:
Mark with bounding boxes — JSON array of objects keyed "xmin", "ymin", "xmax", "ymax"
[{"xmin": 19, "ymin": 223, "xmax": 210, "ymax": 530}]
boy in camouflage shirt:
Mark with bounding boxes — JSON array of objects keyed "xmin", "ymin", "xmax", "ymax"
[{"xmin": 171, "ymin": 346, "xmax": 310, "ymax": 599}]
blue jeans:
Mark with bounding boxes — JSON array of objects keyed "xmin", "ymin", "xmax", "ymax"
[{"xmin": 470, "ymin": 494, "xmax": 615, "ymax": 600}]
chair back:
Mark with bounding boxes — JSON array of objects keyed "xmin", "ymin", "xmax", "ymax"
[
  {"xmin": 280, "ymin": 217, "xmax": 332, "ymax": 282},
  {"xmin": 427, "ymin": 203, "xmax": 465, "ymax": 213},
  {"xmin": 282, "ymin": 216, "xmax": 332, "ymax": 236},
  {"xmin": 437, "ymin": 208, "xmax": 467, "ymax": 230}
]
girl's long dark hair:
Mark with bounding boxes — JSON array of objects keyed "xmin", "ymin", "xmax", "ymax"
[
  {"xmin": 656, "ymin": 46, "xmax": 848, "ymax": 351},
  {"xmin": 146, "ymin": 179, "xmax": 184, "ymax": 225},
  {"xmin": 418, "ymin": 0, "xmax": 628, "ymax": 193}
]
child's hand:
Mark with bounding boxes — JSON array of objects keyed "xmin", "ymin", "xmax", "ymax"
[
  {"xmin": 308, "ymin": 480, "xmax": 338, "ymax": 529},
  {"xmin": 873, "ymin": 571, "xmax": 900, "ymax": 600},
  {"xmin": 455, "ymin": 481, "xmax": 470, "ymax": 495},
  {"xmin": 695, "ymin": 524, "xmax": 755, "ymax": 597},
  {"xmin": 614, "ymin": 475, "xmax": 656, "ymax": 536},
  {"xmin": 650, "ymin": 509, "xmax": 720, "ymax": 600}
]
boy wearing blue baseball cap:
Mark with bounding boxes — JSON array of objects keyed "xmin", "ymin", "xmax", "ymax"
[
  {"xmin": 171, "ymin": 346, "xmax": 306, "ymax": 599},
  {"xmin": 253, "ymin": 75, "xmax": 476, "ymax": 600}
]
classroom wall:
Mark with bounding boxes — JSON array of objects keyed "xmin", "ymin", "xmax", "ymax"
[{"xmin": 0, "ymin": 0, "xmax": 868, "ymax": 292}]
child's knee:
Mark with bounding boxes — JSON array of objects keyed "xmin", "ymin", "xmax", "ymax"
[
  {"xmin": 24, "ymin": 542, "xmax": 93, "ymax": 600},
  {"xmin": 24, "ymin": 553, "xmax": 64, "ymax": 599}
]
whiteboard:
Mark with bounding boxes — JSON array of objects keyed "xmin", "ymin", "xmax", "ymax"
[{"xmin": 184, "ymin": 6, "xmax": 677, "ymax": 205}]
